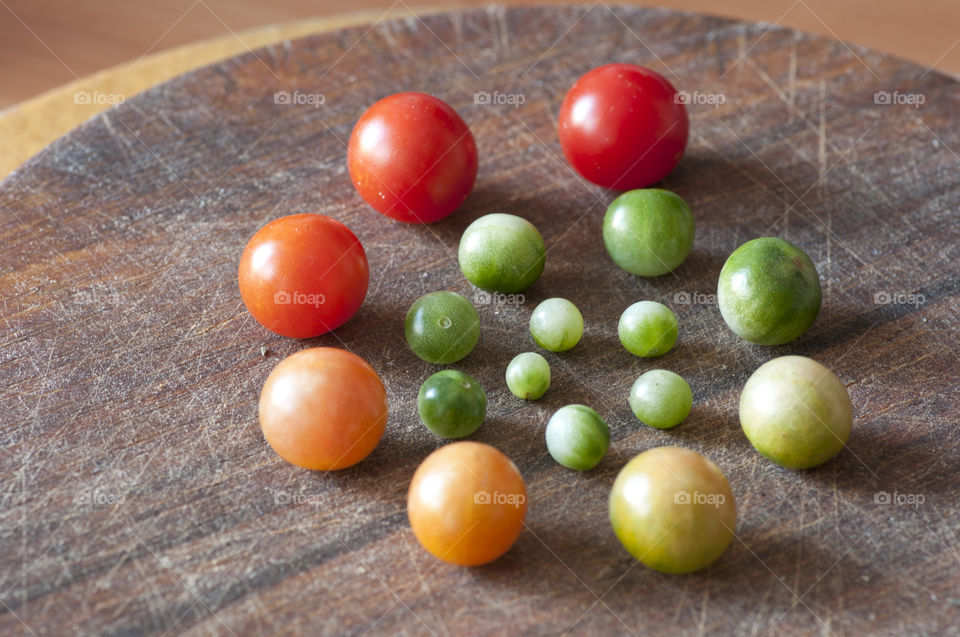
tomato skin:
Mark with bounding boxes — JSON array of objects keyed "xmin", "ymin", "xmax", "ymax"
[
  {"xmin": 238, "ymin": 214, "xmax": 369, "ymax": 338},
  {"xmin": 348, "ymin": 92, "xmax": 478, "ymax": 223},
  {"xmin": 258, "ymin": 347, "xmax": 388, "ymax": 470},
  {"xmin": 558, "ymin": 64, "xmax": 688, "ymax": 190},
  {"xmin": 407, "ymin": 442, "xmax": 526, "ymax": 566}
]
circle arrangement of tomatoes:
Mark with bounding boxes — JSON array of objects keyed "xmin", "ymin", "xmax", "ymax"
[
  {"xmin": 558, "ymin": 63, "xmax": 689, "ymax": 190},
  {"xmin": 348, "ymin": 92, "xmax": 478, "ymax": 223},
  {"xmin": 407, "ymin": 441, "xmax": 527, "ymax": 566},
  {"xmin": 258, "ymin": 347, "xmax": 388, "ymax": 471},
  {"xmin": 238, "ymin": 214, "xmax": 369, "ymax": 338}
]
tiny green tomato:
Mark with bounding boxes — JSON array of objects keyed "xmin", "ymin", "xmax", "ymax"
[
  {"xmin": 505, "ymin": 352, "xmax": 551, "ymax": 400},
  {"xmin": 602, "ymin": 189, "xmax": 695, "ymax": 277},
  {"xmin": 458, "ymin": 213, "xmax": 546, "ymax": 293},
  {"xmin": 739, "ymin": 355, "xmax": 853, "ymax": 469},
  {"xmin": 417, "ymin": 370, "xmax": 487, "ymax": 439},
  {"xmin": 404, "ymin": 291, "xmax": 480, "ymax": 364},
  {"xmin": 545, "ymin": 405, "xmax": 609, "ymax": 471},
  {"xmin": 618, "ymin": 301, "xmax": 678, "ymax": 357},
  {"xmin": 630, "ymin": 370, "xmax": 692, "ymax": 429},
  {"xmin": 529, "ymin": 298, "xmax": 583, "ymax": 352}
]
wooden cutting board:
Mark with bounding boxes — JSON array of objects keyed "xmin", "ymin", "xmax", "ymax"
[{"xmin": 2, "ymin": 5, "xmax": 958, "ymax": 635}]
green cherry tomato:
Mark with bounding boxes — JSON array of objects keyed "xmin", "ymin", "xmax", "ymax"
[
  {"xmin": 609, "ymin": 446, "xmax": 736, "ymax": 574},
  {"xmin": 629, "ymin": 370, "xmax": 692, "ymax": 429},
  {"xmin": 739, "ymin": 356, "xmax": 853, "ymax": 469},
  {"xmin": 529, "ymin": 298, "xmax": 583, "ymax": 352},
  {"xmin": 458, "ymin": 213, "xmax": 546, "ymax": 293},
  {"xmin": 602, "ymin": 189, "xmax": 695, "ymax": 277},
  {"xmin": 505, "ymin": 352, "xmax": 551, "ymax": 400},
  {"xmin": 545, "ymin": 405, "xmax": 610, "ymax": 471},
  {"xmin": 717, "ymin": 237, "xmax": 822, "ymax": 345},
  {"xmin": 618, "ymin": 301, "xmax": 678, "ymax": 357},
  {"xmin": 417, "ymin": 370, "xmax": 487, "ymax": 439},
  {"xmin": 404, "ymin": 291, "xmax": 480, "ymax": 364}
]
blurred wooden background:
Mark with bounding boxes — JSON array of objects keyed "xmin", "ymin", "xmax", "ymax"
[{"xmin": 1, "ymin": 0, "xmax": 958, "ymax": 110}]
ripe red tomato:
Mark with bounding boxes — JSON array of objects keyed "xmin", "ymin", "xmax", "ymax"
[
  {"xmin": 259, "ymin": 347, "xmax": 388, "ymax": 470},
  {"xmin": 238, "ymin": 214, "xmax": 368, "ymax": 338},
  {"xmin": 347, "ymin": 92, "xmax": 478, "ymax": 223},
  {"xmin": 558, "ymin": 63, "xmax": 688, "ymax": 190},
  {"xmin": 407, "ymin": 441, "xmax": 527, "ymax": 566}
]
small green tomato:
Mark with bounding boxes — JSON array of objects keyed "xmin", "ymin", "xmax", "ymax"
[
  {"xmin": 602, "ymin": 189, "xmax": 695, "ymax": 277},
  {"xmin": 529, "ymin": 298, "xmax": 583, "ymax": 352},
  {"xmin": 717, "ymin": 237, "xmax": 821, "ymax": 345},
  {"xmin": 609, "ymin": 446, "xmax": 736, "ymax": 574},
  {"xmin": 417, "ymin": 370, "xmax": 487, "ymax": 439},
  {"xmin": 458, "ymin": 213, "xmax": 546, "ymax": 293},
  {"xmin": 505, "ymin": 352, "xmax": 551, "ymax": 400},
  {"xmin": 739, "ymin": 355, "xmax": 853, "ymax": 469},
  {"xmin": 545, "ymin": 405, "xmax": 610, "ymax": 470},
  {"xmin": 618, "ymin": 301, "xmax": 678, "ymax": 357},
  {"xmin": 630, "ymin": 370, "xmax": 692, "ymax": 429},
  {"xmin": 404, "ymin": 291, "xmax": 480, "ymax": 364}
]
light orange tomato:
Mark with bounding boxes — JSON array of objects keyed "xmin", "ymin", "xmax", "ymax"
[
  {"xmin": 407, "ymin": 441, "xmax": 527, "ymax": 566},
  {"xmin": 258, "ymin": 347, "xmax": 388, "ymax": 470}
]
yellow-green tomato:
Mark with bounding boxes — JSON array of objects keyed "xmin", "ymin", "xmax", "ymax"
[
  {"xmin": 609, "ymin": 446, "xmax": 736, "ymax": 574},
  {"xmin": 739, "ymin": 355, "xmax": 853, "ymax": 469}
]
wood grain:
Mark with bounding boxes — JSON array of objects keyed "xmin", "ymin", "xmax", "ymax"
[{"xmin": 1, "ymin": 5, "xmax": 958, "ymax": 635}]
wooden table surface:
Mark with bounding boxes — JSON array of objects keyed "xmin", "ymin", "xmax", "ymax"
[{"xmin": 2, "ymin": 5, "xmax": 958, "ymax": 635}]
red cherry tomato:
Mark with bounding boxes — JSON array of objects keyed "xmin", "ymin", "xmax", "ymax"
[
  {"xmin": 259, "ymin": 347, "xmax": 388, "ymax": 470},
  {"xmin": 238, "ymin": 214, "xmax": 368, "ymax": 338},
  {"xmin": 558, "ymin": 64, "xmax": 688, "ymax": 190},
  {"xmin": 348, "ymin": 92, "xmax": 478, "ymax": 223}
]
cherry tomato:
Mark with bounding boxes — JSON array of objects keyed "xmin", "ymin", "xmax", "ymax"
[
  {"xmin": 348, "ymin": 92, "xmax": 478, "ymax": 223},
  {"xmin": 238, "ymin": 214, "xmax": 368, "ymax": 338},
  {"xmin": 258, "ymin": 347, "xmax": 388, "ymax": 470},
  {"xmin": 558, "ymin": 64, "xmax": 688, "ymax": 190},
  {"xmin": 407, "ymin": 441, "xmax": 526, "ymax": 566}
]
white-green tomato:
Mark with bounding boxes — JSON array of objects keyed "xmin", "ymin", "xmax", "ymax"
[
  {"xmin": 529, "ymin": 298, "xmax": 583, "ymax": 352},
  {"xmin": 505, "ymin": 352, "xmax": 551, "ymax": 400}
]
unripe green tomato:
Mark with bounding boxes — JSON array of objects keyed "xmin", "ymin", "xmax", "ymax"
[
  {"xmin": 602, "ymin": 189, "xmax": 695, "ymax": 277},
  {"xmin": 404, "ymin": 291, "xmax": 480, "ymax": 364},
  {"xmin": 609, "ymin": 446, "xmax": 736, "ymax": 574},
  {"xmin": 717, "ymin": 237, "xmax": 821, "ymax": 345},
  {"xmin": 545, "ymin": 405, "xmax": 609, "ymax": 471},
  {"xmin": 529, "ymin": 298, "xmax": 583, "ymax": 352},
  {"xmin": 458, "ymin": 213, "xmax": 546, "ymax": 293},
  {"xmin": 618, "ymin": 301, "xmax": 678, "ymax": 357},
  {"xmin": 739, "ymin": 355, "xmax": 853, "ymax": 469},
  {"xmin": 505, "ymin": 352, "xmax": 551, "ymax": 400},
  {"xmin": 629, "ymin": 369, "xmax": 692, "ymax": 429},
  {"xmin": 417, "ymin": 370, "xmax": 487, "ymax": 439}
]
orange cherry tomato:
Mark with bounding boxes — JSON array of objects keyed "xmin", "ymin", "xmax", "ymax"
[
  {"xmin": 238, "ymin": 214, "xmax": 369, "ymax": 338},
  {"xmin": 407, "ymin": 441, "xmax": 527, "ymax": 566},
  {"xmin": 258, "ymin": 347, "xmax": 388, "ymax": 470}
]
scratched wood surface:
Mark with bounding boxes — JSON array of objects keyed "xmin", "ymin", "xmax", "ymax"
[{"xmin": 1, "ymin": 5, "xmax": 958, "ymax": 636}]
